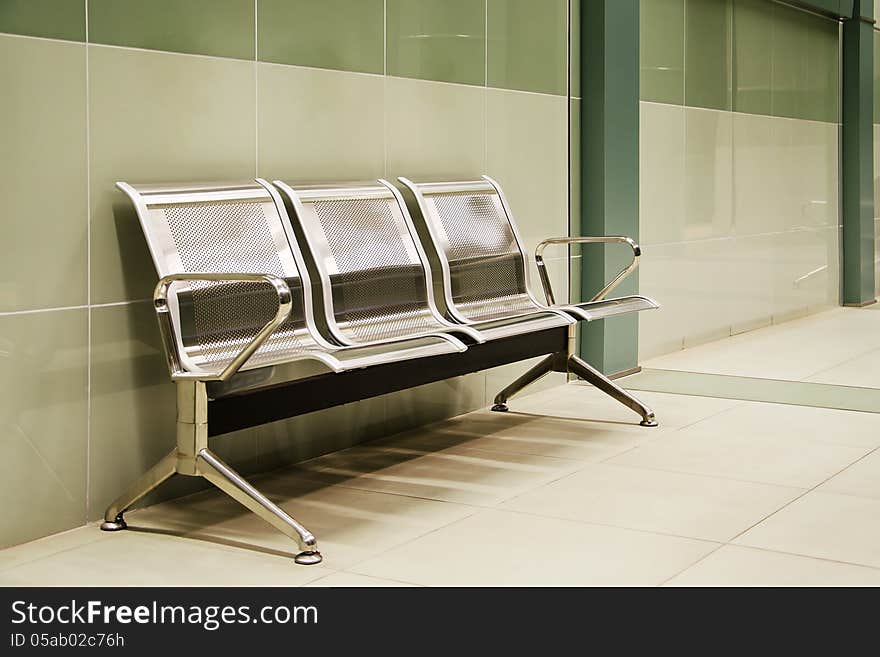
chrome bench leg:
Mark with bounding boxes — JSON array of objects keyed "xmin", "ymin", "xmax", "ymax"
[
  {"xmin": 101, "ymin": 380, "xmax": 322, "ymax": 565},
  {"xmin": 566, "ymin": 354, "xmax": 658, "ymax": 427},
  {"xmin": 492, "ymin": 353, "xmax": 560, "ymax": 412},
  {"xmin": 100, "ymin": 449, "xmax": 177, "ymax": 531},
  {"xmin": 197, "ymin": 448, "xmax": 322, "ymax": 565}
]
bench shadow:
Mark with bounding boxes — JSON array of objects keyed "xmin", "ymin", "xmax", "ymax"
[{"xmin": 115, "ymin": 408, "xmax": 648, "ymax": 560}]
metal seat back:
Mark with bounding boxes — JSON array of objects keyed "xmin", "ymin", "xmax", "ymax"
[
  {"xmin": 275, "ymin": 180, "xmax": 449, "ymax": 345},
  {"xmin": 116, "ymin": 180, "xmax": 327, "ymax": 373},
  {"xmin": 398, "ymin": 177, "xmax": 544, "ymax": 323}
]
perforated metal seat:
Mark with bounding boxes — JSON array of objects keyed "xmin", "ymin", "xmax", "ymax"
[
  {"xmin": 274, "ymin": 180, "xmax": 486, "ymax": 348},
  {"xmin": 398, "ymin": 177, "xmax": 659, "ymax": 326},
  {"xmin": 116, "ymin": 179, "xmax": 467, "ymax": 386}
]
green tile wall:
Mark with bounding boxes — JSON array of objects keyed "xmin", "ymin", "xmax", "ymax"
[
  {"xmin": 641, "ymin": 0, "xmax": 841, "ymax": 124},
  {"xmin": 732, "ymin": 0, "xmax": 772, "ymax": 115},
  {"xmin": 640, "ymin": 0, "xmax": 684, "ymax": 104},
  {"xmin": 771, "ymin": 1, "xmax": 839, "ymax": 123},
  {"xmin": 257, "ymin": 0, "xmax": 384, "ymax": 74},
  {"xmin": 488, "ymin": 0, "xmax": 568, "ymax": 95},
  {"xmin": 0, "ymin": 1, "xmax": 579, "ymax": 548},
  {"xmin": 0, "ymin": 36, "xmax": 87, "ymax": 312},
  {"xmin": 88, "ymin": 0, "xmax": 255, "ymax": 60},
  {"xmin": 686, "ymin": 0, "xmax": 733, "ymax": 111},
  {"xmin": 0, "ymin": 0, "xmax": 85, "ymax": 41},
  {"xmin": 386, "ymin": 0, "xmax": 486, "ymax": 85}
]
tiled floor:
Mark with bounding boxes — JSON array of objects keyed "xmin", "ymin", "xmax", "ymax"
[{"xmin": 3, "ymin": 379, "xmax": 880, "ymax": 586}]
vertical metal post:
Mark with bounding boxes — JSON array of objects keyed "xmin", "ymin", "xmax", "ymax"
[
  {"xmin": 175, "ymin": 380, "xmax": 208, "ymax": 476},
  {"xmin": 578, "ymin": 0, "xmax": 641, "ymax": 375},
  {"xmin": 842, "ymin": 0, "xmax": 877, "ymax": 305}
]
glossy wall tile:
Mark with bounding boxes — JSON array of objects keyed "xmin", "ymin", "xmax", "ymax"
[
  {"xmin": 487, "ymin": 0, "xmax": 568, "ymax": 95},
  {"xmin": 257, "ymin": 0, "xmax": 384, "ymax": 74},
  {"xmin": 257, "ymin": 63, "xmax": 385, "ymax": 181},
  {"xmin": 640, "ymin": 0, "xmax": 684, "ymax": 105},
  {"xmin": 0, "ymin": 0, "xmax": 85, "ymax": 41},
  {"xmin": 88, "ymin": 46, "xmax": 257, "ymax": 304},
  {"xmin": 386, "ymin": 0, "xmax": 486, "ymax": 86},
  {"xmin": 88, "ymin": 0, "xmax": 255, "ymax": 60},
  {"xmin": 0, "ymin": 310, "xmax": 88, "ymax": 547},
  {"xmin": 0, "ymin": 36, "xmax": 87, "ymax": 312},
  {"xmin": 685, "ymin": 0, "xmax": 732, "ymax": 111},
  {"xmin": 385, "ymin": 76, "xmax": 487, "ymax": 179}
]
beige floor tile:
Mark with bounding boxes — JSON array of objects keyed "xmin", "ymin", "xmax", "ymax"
[
  {"xmin": 129, "ymin": 474, "xmax": 477, "ymax": 571},
  {"xmin": 666, "ymin": 545, "xmax": 880, "ymax": 586},
  {"xmin": 349, "ymin": 509, "xmax": 718, "ymax": 586},
  {"xmin": 501, "ymin": 464, "xmax": 804, "ymax": 542},
  {"xmin": 685, "ymin": 401, "xmax": 880, "ymax": 449},
  {"xmin": 0, "ymin": 525, "xmax": 105, "ymax": 574},
  {"xmin": 0, "ymin": 531, "xmax": 330, "ymax": 586},
  {"xmin": 292, "ymin": 443, "xmax": 584, "ymax": 506},
  {"xmin": 517, "ymin": 384, "xmax": 741, "ymax": 430},
  {"xmin": 735, "ymin": 492, "xmax": 880, "ymax": 568},
  {"xmin": 373, "ymin": 410, "xmax": 646, "ymax": 463},
  {"xmin": 306, "ymin": 572, "xmax": 419, "ymax": 587},
  {"xmin": 608, "ymin": 424, "xmax": 869, "ymax": 488},
  {"xmin": 818, "ymin": 450, "xmax": 880, "ymax": 500},
  {"xmin": 806, "ymin": 348, "xmax": 880, "ymax": 389}
]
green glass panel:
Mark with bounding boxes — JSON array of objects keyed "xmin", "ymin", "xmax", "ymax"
[
  {"xmin": 732, "ymin": 0, "xmax": 772, "ymax": 115},
  {"xmin": 88, "ymin": 0, "xmax": 254, "ymax": 59},
  {"xmin": 771, "ymin": 3, "xmax": 839, "ymax": 122},
  {"xmin": 685, "ymin": 0, "xmax": 732, "ymax": 111},
  {"xmin": 0, "ymin": 0, "xmax": 85, "ymax": 41},
  {"xmin": 640, "ymin": 0, "xmax": 684, "ymax": 104},
  {"xmin": 626, "ymin": 369, "xmax": 880, "ymax": 414},
  {"xmin": 257, "ymin": 0, "xmax": 383, "ymax": 74},
  {"xmin": 873, "ymin": 30, "xmax": 880, "ymax": 124},
  {"xmin": 487, "ymin": 0, "xmax": 567, "ymax": 95},
  {"xmin": 571, "ymin": 0, "xmax": 580, "ymax": 97},
  {"xmin": 386, "ymin": 0, "xmax": 486, "ymax": 86}
]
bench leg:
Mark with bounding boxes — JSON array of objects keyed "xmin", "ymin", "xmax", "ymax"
[
  {"xmin": 100, "ymin": 449, "xmax": 177, "ymax": 531},
  {"xmin": 491, "ymin": 353, "xmax": 560, "ymax": 412},
  {"xmin": 566, "ymin": 354, "xmax": 658, "ymax": 427},
  {"xmin": 196, "ymin": 448, "xmax": 322, "ymax": 565}
]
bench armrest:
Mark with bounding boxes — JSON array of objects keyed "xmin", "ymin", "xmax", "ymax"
[
  {"xmin": 534, "ymin": 236, "xmax": 641, "ymax": 305},
  {"xmin": 153, "ymin": 273, "xmax": 293, "ymax": 382}
]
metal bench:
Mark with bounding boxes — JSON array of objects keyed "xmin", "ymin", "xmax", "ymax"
[
  {"xmin": 101, "ymin": 176, "xmax": 659, "ymax": 566},
  {"xmin": 398, "ymin": 176, "xmax": 659, "ymax": 424}
]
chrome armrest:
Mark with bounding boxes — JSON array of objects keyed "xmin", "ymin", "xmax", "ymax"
[
  {"xmin": 534, "ymin": 236, "xmax": 641, "ymax": 305},
  {"xmin": 154, "ymin": 273, "xmax": 293, "ymax": 382}
]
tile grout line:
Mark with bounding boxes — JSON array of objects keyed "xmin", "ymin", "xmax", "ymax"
[
  {"xmin": 727, "ymin": 443, "xmax": 880, "ymax": 545},
  {"xmin": 483, "ymin": 0, "xmax": 488, "ymax": 172},
  {"xmin": 659, "ymin": 442, "xmax": 880, "ymax": 585},
  {"xmin": 731, "ymin": 543, "xmax": 880, "ymax": 573},
  {"xmin": 254, "ymin": 0, "xmax": 259, "ymax": 179},
  {"xmin": 252, "ymin": 0, "xmax": 260, "ymax": 472},
  {"xmin": 566, "ymin": 0, "xmax": 572, "ymax": 303},
  {"xmin": 0, "ymin": 298, "xmax": 153, "ymax": 318},
  {"xmin": 383, "ymin": 0, "xmax": 388, "ymax": 179},
  {"xmin": 84, "ymin": 0, "xmax": 92, "ymax": 523}
]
